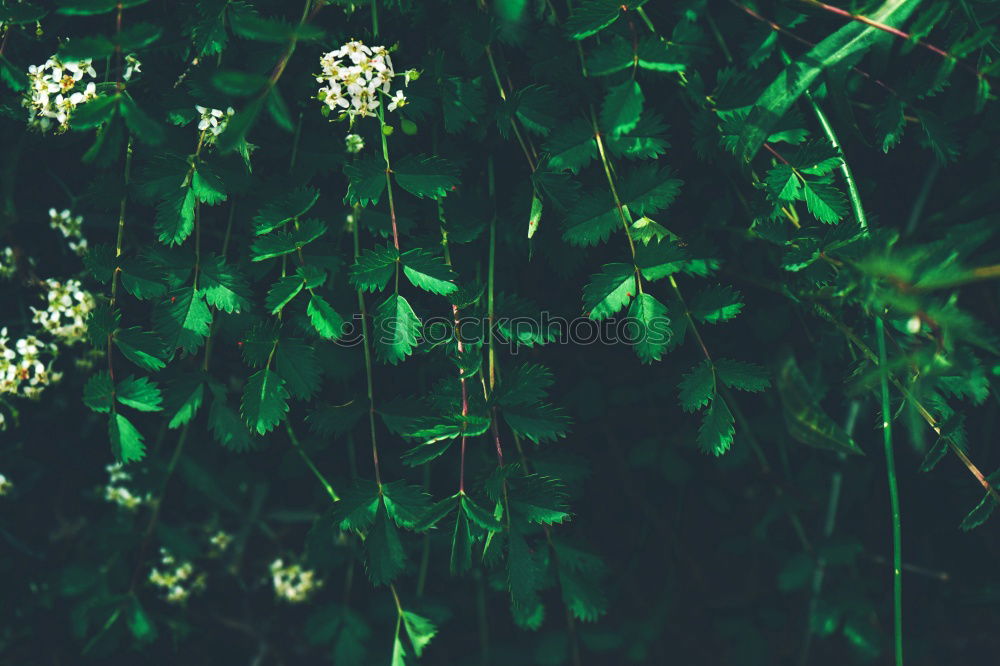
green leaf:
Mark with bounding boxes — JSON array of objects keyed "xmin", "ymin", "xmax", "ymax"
[
  {"xmin": 274, "ymin": 338, "xmax": 320, "ymax": 400},
  {"xmin": 114, "ymin": 327, "xmax": 167, "ymax": 372},
  {"xmin": 71, "ymin": 94, "xmax": 120, "ymax": 130},
  {"xmin": 83, "ymin": 372, "xmax": 114, "ymax": 413},
  {"xmin": 241, "ymin": 368, "xmax": 290, "ymax": 435},
  {"xmin": 608, "ymin": 111, "xmax": 671, "ymax": 160},
  {"xmin": 566, "ymin": 0, "xmax": 641, "ymax": 39},
  {"xmin": 507, "ymin": 525, "xmax": 543, "ymax": 610},
  {"xmin": 634, "ymin": 238, "xmax": 687, "ymax": 280},
  {"xmin": 198, "ymin": 256, "xmax": 251, "ymax": 313},
  {"xmin": 350, "ymin": 244, "xmax": 399, "ymax": 293},
  {"xmin": 401, "ymin": 611, "xmax": 437, "ymax": 658},
  {"xmin": 509, "ymin": 473, "xmax": 570, "ymax": 524},
  {"xmin": 461, "ymin": 494, "xmax": 504, "ymax": 532},
  {"xmin": 960, "ymin": 492, "xmax": 997, "ymax": 531},
  {"xmin": 116, "ymin": 375, "xmax": 163, "ymax": 412},
  {"xmin": 57, "ymin": 0, "xmax": 148, "ymax": 15},
  {"xmin": 628, "ymin": 292, "xmax": 670, "ymax": 363},
  {"xmin": 119, "ymin": 257, "xmax": 167, "ymax": 300},
  {"xmin": 600, "ymin": 80, "xmax": 644, "ymax": 137},
  {"xmin": 109, "ymin": 412, "xmax": 146, "ymax": 463},
  {"xmin": 401, "ymin": 248, "xmax": 458, "ymax": 295},
  {"xmin": 544, "ymin": 117, "xmax": 597, "ymax": 173},
  {"xmin": 450, "ymin": 508, "xmax": 472, "ymax": 574},
  {"xmin": 716, "ymin": 359, "xmax": 770, "ymax": 393},
  {"xmin": 501, "ymin": 401, "xmax": 571, "ymax": 443},
  {"xmin": 125, "ymin": 598, "xmax": 157, "ymax": 643},
  {"xmin": 802, "ymin": 181, "xmax": 848, "ymax": 223},
  {"xmin": 777, "ymin": 355, "xmax": 863, "ymax": 455},
  {"xmin": 393, "ymin": 154, "xmax": 459, "ymax": 200},
  {"xmin": 562, "ymin": 191, "xmax": 621, "ymax": 247},
  {"xmin": 251, "ymin": 219, "xmax": 327, "ymax": 261},
  {"xmin": 678, "ymin": 360, "xmax": 715, "ymax": 412},
  {"xmin": 582, "ymin": 263, "xmax": 635, "ymax": 320},
  {"xmin": 382, "ymin": 481, "xmax": 432, "ymax": 530},
  {"xmin": 155, "ymin": 186, "xmax": 197, "ymax": 246},
  {"xmin": 514, "ymin": 85, "xmax": 559, "ymax": 136},
  {"xmin": 119, "ymin": 93, "xmax": 165, "ymax": 145},
  {"xmin": 254, "ymin": 186, "xmax": 320, "ymax": 235},
  {"xmin": 765, "ymin": 164, "xmax": 801, "ymax": 202},
  {"xmin": 344, "ymin": 156, "xmax": 387, "ymax": 207},
  {"xmin": 328, "ymin": 479, "xmax": 380, "ymax": 531},
  {"xmin": 307, "ymin": 295, "xmax": 345, "ymax": 340},
  {"xmin": 215, "ymin": 95, "xmax": 264, "ymax": 155},
  {"xmin": 698, "ymin": 396, "xmax": 735, "ymax": 456},
  {"xmin": 621, "ymin": 163, "xmax": 683, "ymax": 216},
  {"xmin": 495, "ymin": 363, "xmax": 554, "ymax": 407},
  {"xmin": 265, "ymin": 276, "xmax": 304, "ymax": 314},
  {"xmin": 374, "ymin": 294, "xmax": 421, "ymax": 365},
  {"xmin": 165, "ymin": 377, "xmax": 204, "ymax": 429},
  {"xmin": 690, "ymin": 285, "xmax": 744, "ymax": 324},
  {"xmin": 209, "ymin": 394, "xmax": 254, "ymax": 452},
  {"xmin": 191, "ymin": 167, "xmax": 227, "ymax": 205},
  {"xmin": 366, "ymin": 499, "xmax": 406, "ymax": 585},
  {"xmin": 154, "ymin": 288, "xmax": 212, "ymax": 354},
  {"xmin": 732, "ymin": 0, "xmax": 921, "ymax": 161}
]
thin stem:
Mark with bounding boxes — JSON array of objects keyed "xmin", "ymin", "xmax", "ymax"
[
  {"xmin": 109, "ymin": 138, "xmax": 134, "ymax": 306},
  {"xmin": 876, "ymin": 314, "xmax": 903, "ymax": 666},
  {"xmin": 353, "ymin": 212, "xmax": 383, "ymax": 488},
  {"xmin": 287, "ymin": 421, "xmax": 340, "ymax": 502},
  {"xmin": 803, "ymin": 90, "xmax": 868, "ymax": 231},
  {"xmin": 377, "ymin": 109, "xmax": 401, "ymax": 251}
]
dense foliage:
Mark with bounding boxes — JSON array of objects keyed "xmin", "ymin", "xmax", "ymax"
[{"xmin": 2, "ymin": 0, "xmax": 1000, "ymax": 663}]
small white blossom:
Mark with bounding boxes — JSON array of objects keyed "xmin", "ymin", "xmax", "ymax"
[
  {"xmin": 0, "ymin": 327, "xmax": 61, "ymax": 399},
  {"xmin": 31, "ymin": 278, "xmax": 95, "ymax": 345},
  {"xmin": 270, "ymin": 558, "xmax": 322, "ymax": 603},
  {"xmin": 316, "ymin": 40, "xmax": 408, "ymax": 123},
  {"xmin": 49, "ymin": 208, "xmax": 87, "ymax": 255},
  {"xmin": 103, "ymin": 463, "xmax": 151, "ymax": 511},
  {"xmin": 387, "ymin": 90, "xmax": 407, "ymax": 112},
  {"xmin": 195, "ymin": 105, "xmax": 235, "ymax": 139},
  {"xmin": 123, "ymin": 54, "xmax": 142, "ymax": 82},
  {"xmin": 148, "ymin": 548, "xmax": 206, "ymax": 604},
  {"xmin": 0, "ymin": 247, "xmax": 16, "ymax": 279},
  {"xmin": 0, "ymin": 474, "xmax": 12, "ymax": 496},
  {"xmin": 209, "ymin": 530, "xmax": 233, "ymax": 552},
  {"xmin": 23, "ymin": 55, "xmax": 99, "ymax": 133}
]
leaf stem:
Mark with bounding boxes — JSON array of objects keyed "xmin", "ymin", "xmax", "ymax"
[
  {"xmin": 876, "ymin": 314, "xmax": 903, "ymax": 666},
  {"xmin": 353, "ymin": 211, "xmax": 383, "ymax": 488},
  {"xmin": 803, "ymin": 90, "xmax": 868, "ymax": 231},
  {"xmin": 287, "ymin": 420, "xmax": 339, "ymax": 501}
]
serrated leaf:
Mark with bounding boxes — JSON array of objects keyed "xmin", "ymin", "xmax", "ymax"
[
  {"xmin": 265, "ymin": 276, "xmax": 304, "ymax": 314},
  {"xmin": 401, "ymin": 248, "xmax": 458, "ymax": 295},
  {"xmin": 634, "ymin": 238, "xmax": 687, "ymax": 279},
  {"xmin": 514, "ymin": 85, "xmax": 559, "ymax": 136},
  {"xmin": 716, "ymin": 359, "xmax": 770, "ymax": 392},
  {"xmin": 678, "ymin": 360, "xmax": 715, "ymax": 412},
  {"xmin": 208, "ymin": 395, "xmax": 254, "ymax": 452},
  {"xmin": 566, "ymin": 0, "xmax": 638, "ymax": 39},
  {"xmin": 116, "ymin": 375, "xmax": 163, "ymax": 412},
  {"xmin": 154, "ymin": 288, "xmax": 212, "ymax": 354},
  {"xmin": 191, "ymin": 167, "xmax": 227, "ymax": 205},
  {"xmin": 600, "ymin": 80, "xmax": 644, "ymax": 137},
  {"xmin": 382, "ymin": 481, "xmax": 432, "ymax": 530},
  {"xmin": 155, "ymin": 186, "xmax": 196, "ymax": 246},
  {"xmin": 461, "ymin": 494, "xmax": 504, "ymax": 532},
  {"xmin": 165, "ymin": 378, "xmax": 204, "ymax": 429},
  {"xmin": 401, "ymin": 611, "xmax": 437, "ymax": 658},
  {"xmin": 802, "ymin": 181, "xmax": 847, "ymax": 223},
  {"xmin": 344, "ymin": 156, "xmax": 387, "ymax": 207},
  {"xmin": 109, "ymin": 412, "xmax": 145, "ymax": 463},
  {"xmin": 582, "ymin": 263, "xmax": 635, "ymax": 320},
  {"xmin": 119, "ymin": 93, "xmax": 165, "ymax": 145},
  {"xmin": 495, "ymin": 363, "xmax": 554, "ymax": 407},
  {"xmin": 119, "ymin": 257, "xmax": 167, "ymax": 300},
  {"xmin": 241, "ymin": 368, "xmax": 289, "ymax": 435},
  {"xmin": 84, "ymin": 372, "xmax": 114, "ymax": 413},
  {"xmin": 198, "ymin": 256, "xmax": 251, "ymax": 313},
  {"xmin": 698, "ymin": 396, "xmax": 735, "ymax": 456},
  {"xmin": 307, "ymin": 294, "xmax": 345, "ymax": 340},
  {"xmin": 254, "ymin": 186, "xmax": 320, "ymax": 235},
  {"xmin": 690, "ymin": 285, "xmax": 744, "ymax": 324},
  {"xmin": 628, "ymin": 292, "xmax": 670, "ymax": 363},
  {"xmin": 394, "ymin": 154, "xmax": 459, "ymax": 200},
  {"xmin": 960, "ymin": 492, "xmax": 997, "ymax": 531},
  {"xmin": 501, "ymin": 401, "xmax": 571, "ymax": 443},
  {"xmin": 114, "ymin": 327, "xmax": 167, "ymax": 371},
  {"xmin": 374, "ymin": 294, "xmax": 421, "ymax": 365},
  {"xmin": 562, "ymin": 191, "xmax": 621, "ymax": 247},
  {"xmin": 544, "ymin": 117, "xmax": 597, "ymax": 173},
  {"xmin": 350, "ymin": 244, "xmax": 398, "ymax": 293},
  {"xmin": 366, "ymin": 499, "xmax": 405, "ymax": 585},
  {"xmin": 275, "ymin": 338, "xmax": 320, "ymax": 400}
]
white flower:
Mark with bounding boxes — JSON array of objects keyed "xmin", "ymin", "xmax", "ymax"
[
  {"xmin": 31, "ymin": 278, "xmax": 95, "ymax": 344},
  {"xmin": 270, "ymin": 558, "xmax": 322, "ymax": 602},
  {"xmin": 0, "ymin": 327, "xmax": 61, "ymax": 400},
  {"xmin": 195, "ymin": 105, "xmax": 234, "ymax": 139},
  {"xmin": 23, "ymin": 55, "xmax": 98, "ymax": 133},
  {"xmin": 0, "ymin": 474, "xmax": 12, "ymax": 496},
  {"xmin": 123, "ymin": 54, "xmax": 141, "ymax": 82},
  {"xmin": 316, "ymin": 40, "xmax": 401, "ymax": 123},
  {"xmin": 149, "ymin": 549, "xmax": 205, "ymax": 604},
  {"xmin": 345, "ymin": 133, "xmax": 364, "ymax": 153},
  {"xmin": 209, "ymin": 531, "xmax": 233, "ymax": 552},
  {"xmin": 0, "ymin": 247, "xmax": 16, "ymax": 279},
  {"xmin": 387, "ymin": 90, "xmax": 407, "ymax": 112}
]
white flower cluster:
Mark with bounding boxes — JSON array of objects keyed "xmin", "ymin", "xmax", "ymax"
[
  {"xmin": 270, "ymin": 558, "xmax": 322, "ymax": 603},
  {"xmin": 149, "ymin": 548, "xmax": 206, "ymax": 604},
  {"xmin": 103, "ymin": 463, "xmax": 151, "ymax": 511},
  {"xmin": 31, "ymin": 278, "xmax": 95, "ymax": 345},
  {"xmin": 316, "ymin": 40, "xmax": 408, "ymax": 122},
  {"xmin": 0, "ymin": 328, "xmax": 61, "ymax": 402},
  {"xmin": 0, "ymin": 247, "xmax": 15, "ymax": 280},
  {"xmin": 195, "ymin": 105, "xmax": 234, "ymax": 141},
  {"xmin": 24, "ymin": 56, "xmax": 98, "ymax": 133},
  {"xmin": 209, "ymin": 530, "xmax": 233, "ymax": 554},
  {"xmin": 49, "ymin": 208, "xmax": 87, "ymax": 255},
  {"xmin": 0, "ymin": 474, "xmax": 12, "ymax": 497}
]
